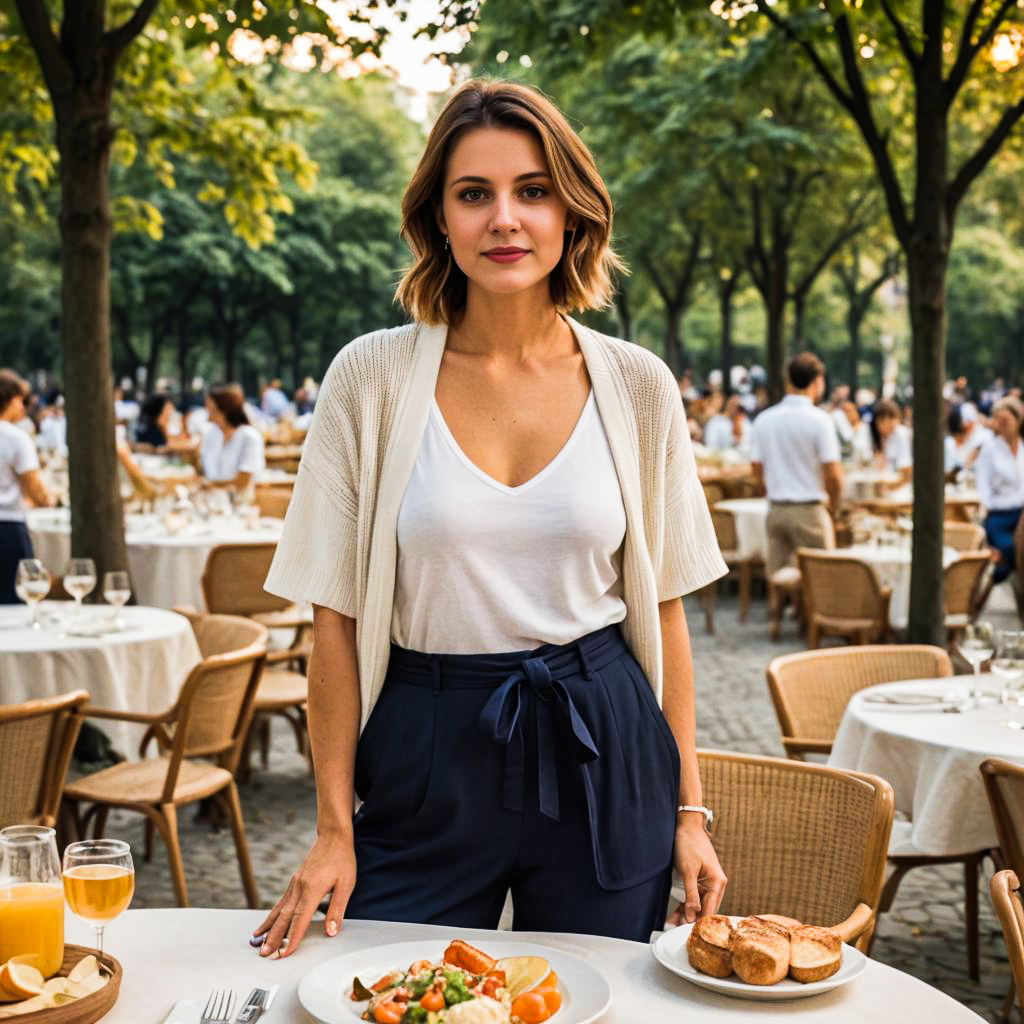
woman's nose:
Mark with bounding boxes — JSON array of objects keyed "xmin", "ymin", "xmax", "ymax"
[{"xmin": 489, "ymin": 194, "xmax": 520, "ymax": 233}]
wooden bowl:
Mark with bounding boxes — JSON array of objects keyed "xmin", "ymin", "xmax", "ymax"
[{"xmin": 5, "ymin": 944, "xmax": 122, "ymax": 1023}]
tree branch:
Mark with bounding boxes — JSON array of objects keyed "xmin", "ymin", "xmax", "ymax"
[
  {"xmin": 947, "ymin": 95, "xmax": 1024, "ymax": 215},
  {"xmin": 945, "ymin": 0, "xmax": 1016, "ymax": 106},
  {"xmin": 12, "ymin": 0, "xmax": 71, "ymax": 98},
  {"xmin": 879, "ymin": 0, "xmax": 920, "ymax": 68},
  {"xmin": 105, "ymin": 0, "xmax": 160, "ymax": 58},
  {"xmin": 636, "ymin": 252, "xmax": 672, "ymax": 308}
]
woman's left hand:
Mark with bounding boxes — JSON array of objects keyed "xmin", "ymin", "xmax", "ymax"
[{"xmin": 669, "ymin": 817, "xmax": 728, "ymax": 926}]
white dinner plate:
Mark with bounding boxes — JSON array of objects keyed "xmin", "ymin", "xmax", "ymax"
[
  {"xmin": 651, "ymin": 920, "xmax": 867, "ymax": 1001},
  {"xmin": 297, "ymin": 939, "xmax": 611, "ymax": 1023}
]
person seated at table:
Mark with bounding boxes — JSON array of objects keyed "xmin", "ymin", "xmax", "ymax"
[
  {"xmin": 703, "ymin": 395, "xmax": 751, "ymax": 456},
  {"xmin": 974, "ymin": 396, "xmax": 1024, "ymax": 585},
  {"xmin": 199, "ymin": 384, "xmax": 265, "ymax": 491},
  {"xmin": 0, "ymin": 370, "xmax": 53, "ymax": 603},
  {"xmin": 943, "ymin": 402, "xmax": 990, "ymax": 476},
  {"xmin": 855, "ymin": 399, "xmax": 912, "ymax": 481},
  {"xmin": 134, "ymin": 394, "xmax": 173, "ymax": 448}
]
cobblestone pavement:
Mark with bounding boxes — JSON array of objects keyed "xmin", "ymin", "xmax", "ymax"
[{"xmin": 92, "ymin": 583, "xmax": 1022, "ymax": 1022}]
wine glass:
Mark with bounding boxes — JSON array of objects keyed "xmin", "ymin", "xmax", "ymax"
[
  {"xmin": 102, "ymin": 571, "xmax": 131, "ymax": 629},
  {"xmin": 959, "ymin": 621, "xmax": 995, "ymax": 698},
  {"xmin": 992, "ymin": 629, "xmax": 1024, "ymax": 711},
  {"xmin": 62, "ymin": 839, "xmax": 134, "ymax": 960},
  {"xmin": 64, "ymin": 558, "xmax": 96, "ymax": 622},
  {"xmin": 15, "ymin": 559, "xmax": 50, "ymax": 630}
]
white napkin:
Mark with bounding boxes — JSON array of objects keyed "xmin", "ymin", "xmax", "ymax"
[{"xmin": 160, "ymin": 999, "xmax": 200, "ymax": 1023}]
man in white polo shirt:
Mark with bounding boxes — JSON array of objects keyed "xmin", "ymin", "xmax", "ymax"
[{"xmin": 751, "ymin": 352, "xmax": 843, "ymax": 576}]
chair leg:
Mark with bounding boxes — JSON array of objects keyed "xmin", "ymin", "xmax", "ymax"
[
  {"xmin": 220, "ymin": 782, "xmax": 260, "ymax": 909},
  {"xmin": 879, "ymin": 861, "xmax": 914, "ymax": 913},
  {"xmin": 768, "ymin": 584, "xmax": 781, "ymax": 641},
  {"xmin": 1001, "ymin": 978, "xmax": 1016, "ymax": 1023},
  {"xmin": 259, "ymin": 716, "xmax": 271, "ymax": 770},
  {"xmin": 807, "ymin": 621, "xmax": 821, "ymax": 650},
  {"xmin": 92, "ymin": 805, "xmax": 109, "ymax": 840},
  {"xmin": 144, "ymin": 818, "xmax": 155, "ymax": 862},
  {"xmin": 150, "ymin": 803, "xmax": 189, "ymax": 907},
  {"xmin": 965, "ymin": 852, "xmax": 981, "ymax": 982},
  {"xmin": 739, "ymin": 562, "xmax": 751, "ymax": 623}
]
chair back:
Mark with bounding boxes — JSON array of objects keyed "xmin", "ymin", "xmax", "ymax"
[
  {"xmin": 943, "ymin": 552, "xmax": 989, "ymax": 617},
  {"xmin": 698, "ymin": 750, "xmax": 892, "ymax": 949},
  {"xmin": 201, "ymin": 543, "xmax": 290, "ymax": 616},
  {"xmin": 162, "ymin": 615, "xmax": 267, "ymax": 799},
  {"xmin": 797, "ymin": 549, "xmax": 884, "ymax": 620},
  {"xmin": 942, "ymin": 521, "xmax": 986, "ymax": 552},
  {"xmin": 710, "ymin": 508, "xmax": 739, "ymax": 555},
  {"xmin": 0, "ymin": 691, "xmax": 89, "ymax": 827},
  {"xmin": 255, "ymin": 488, "xmax": 291, "ymax": 519},
  {"xmin": 990, "ymin": 870, "xmax": 1024, "ymax": 1012},
  {"xmin": 766, "ymin": 645, "xmax": 952, "ymax": 758},
  {"xmin": 981, "ymin": 759, "xmax": 1024, "ymax": 883}
]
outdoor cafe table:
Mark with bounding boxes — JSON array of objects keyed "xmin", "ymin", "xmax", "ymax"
[
  {"xmin": 0, "ymin": 602, "xmax": 200, "ymax": 757},
  {"xmin": 66, "ymin": 909, "xmax": 984, "ymax": 1023},
  {"xmin": 829, "ymin": 676, "xmax": 1024, "ymax": 857},
  {"xmin": 26, "ymin": 507, "xmax": 284, "ymax": 611},
  {"xmin": 713, "ymin": 497, "xmax": 769, "ymax": 562}
]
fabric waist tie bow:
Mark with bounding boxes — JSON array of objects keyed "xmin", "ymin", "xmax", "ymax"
[{"xmin": 478, "ymin": 656, "xmax": 600, "ymax": 820}]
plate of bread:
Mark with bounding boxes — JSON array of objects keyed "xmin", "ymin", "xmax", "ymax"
[{"xmin": 651, "ymin": 914, "xmax": 867, "ymax": 1001}]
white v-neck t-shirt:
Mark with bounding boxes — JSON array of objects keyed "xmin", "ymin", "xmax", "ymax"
[{"xmin": 392, "ymin": 391, "xmax": 628, "ymax": 654}]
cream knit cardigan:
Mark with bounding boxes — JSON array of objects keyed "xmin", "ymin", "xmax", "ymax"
[{"xmin": 265, "ymin": 317, "xmax": 727, "ymax": 730}]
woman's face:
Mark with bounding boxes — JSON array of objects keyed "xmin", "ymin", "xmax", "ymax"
[
  {"xmin": 205, "ymin": 396, "xmax": 225, "ymax": 429},
  {"xmin": 993, "ymin": 408, "xmax": 1020, "ymax": 439},
  {"xmin": 438, "ymin": 127, "xmax": 573, "ymax": 303},
  {"xmin": 875, "ymin": 414, "xmax": 897, "ymax": 440},
  {"xmin": 157, "ymin": 399, "xmax": 173, "ymax": 429}
]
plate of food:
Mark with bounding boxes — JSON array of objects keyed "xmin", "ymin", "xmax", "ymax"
[
  {"xmin": 651, "ymin": 914, "xmax": 867, "ymax": 1002},
  {"xmin": 297, "ymin": 938, "xmax": 611, "ymax": 1024}
]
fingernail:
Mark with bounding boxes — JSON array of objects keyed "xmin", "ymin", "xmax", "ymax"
[
  {"xmin": 327, "ymin": 920, "xmax": 337, "ymax": 936},
  {"xmin": 260, "ymin": 943, "xmax": 268, "ymax": 954}
]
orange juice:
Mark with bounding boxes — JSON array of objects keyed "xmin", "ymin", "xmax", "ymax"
[
  {"xmin": 0, "ymin": 883, "xmax": 64, "ymax": 978},
  {"xmin": 62, "ymin": 865, "xmax": 134, "ymax": 922}
]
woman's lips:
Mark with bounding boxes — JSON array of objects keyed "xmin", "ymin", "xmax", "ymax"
[{"xmin": 484, "ymin": 249, "xmax": 528, "ymax": 263}]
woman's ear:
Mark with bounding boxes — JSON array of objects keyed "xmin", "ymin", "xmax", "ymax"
[{"xmin": 434, "ymin": 200, "xmax": 448, "ymax": 239}]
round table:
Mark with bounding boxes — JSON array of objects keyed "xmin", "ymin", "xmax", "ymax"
[
  {"xmin": 828, "ymin": 543, "xmax": 958, "ymax": 631},
  {"xmin": 67, "ymin": 909, "xmax": 984, "ymax": 1023},
  {"xmin": 0, "ymin": 602, "xmax": 201, "ymax": 758},
  {"xmin": 27, "ymin": 508, "xmax": 283, "ymax": 610},
  {"xmin": 713, "ymin": 498, "xmax": 768, "ymax": 561},
  {"xmin": 829, "ymin": 676, "xmax": 1024, "ymax": 856}
]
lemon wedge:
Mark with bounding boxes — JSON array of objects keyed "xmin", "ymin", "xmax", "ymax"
[
  {"xmin": 0, "ymin": 962, "xmax": 44, "ymax": 1001},
  {"xmin": 494, "ymin": 956, "xmax": 551, "ymax": 1000}
]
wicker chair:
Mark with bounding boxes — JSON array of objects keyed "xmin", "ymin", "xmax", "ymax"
[
  {"xmin": 710, "ymin": 507, "xmax": 759, "ymax": 623},
  {"xmin": 765, "ymin": 644, "xmax": 952, "ymax": 760},
  {"xmin": 943, "ymin": 521, "xmax": 986, "ymax": 552},
  {"xmin": 0, "ymin": 691, "xmax": 89, "ymax": 829},
  {"xmin": 690, "ymin": 750, "xmax": 893, "ymax": 952},
  {"xmin": 796, "ymin": 548, "xmax": 891, "ymax": 648},
  {"xmin": 200, "ymin": 543, "xmax": 310, "ymax": 773},
  {"xmin": 944, "ymin": 552, "xmax": 991, "ymax": 646},
  {"xmin": 982, "ymin": 759, "xmax": 1024, "ymax": 884},
  {"xmin": 991, "ymin": 870, "xmax": 1024, "ymax": 1022},
  {"xmin": 254, "ymin": 487, "xmax": 291, "ymax": 519},
  {"xmin": 63, "ymin": 615, "xmax": 267, "ymax": 908}
]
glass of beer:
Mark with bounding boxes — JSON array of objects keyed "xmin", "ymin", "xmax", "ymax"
[
  {"xmin": 0, "ymin": 825, "xmax": 64, "ymax": 978},
  {"xmin": 62, "ymin": 839, "xmax": 134, "ymax": 958}
]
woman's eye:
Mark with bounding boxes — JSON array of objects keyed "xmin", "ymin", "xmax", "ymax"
[
  {"xmin": 522, "ymin": 185, "xmax": 547, "ymax": 199},
  {"xmin": 459, "ymin": 188, "xmax": 486, "ymax": 202}
]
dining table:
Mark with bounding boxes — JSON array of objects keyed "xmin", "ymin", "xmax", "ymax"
[
  {"xmin": 66, "ymin": 909, "xmax": 985, "ymax": 1023},
  {"xmin": 26, "ymin": 507, "xmax": 284, "ymax": 610},
  {"xmin": 829, "ymin": 676, "xmax": 1024, "ymax": 857},
  {"xmin": 0, "ymin": 602, "xmax": 201, "ymax": 757},
  {"xmin": 713, "ymin": 497, "xmax": 768, "ymax": 562}
]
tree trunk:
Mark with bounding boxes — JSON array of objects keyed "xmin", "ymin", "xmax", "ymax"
[
  {"xmin": 846, "ymin": 307, "xmax": 861, "ymax": 396},
  {"xmin": 56, "ymin": 90, "xmax": 127, "ymax": 585},
  {"xmin": 145, "ymin": 315, "xmax": 163, "ymax": 392},
  {"xmin": 718, "ymin": 273, "xmax": 738, "ymax": 396},
  {"xmin": 792, "ymin": 291, "xmax": 808, "ymax": 352},
  {"xmin": 615, "ymin": 285, "xmax": 633, "ymax": 343},
  {"xmin": 289, "ymin": 307, "xmax": 302, "ymax": 388},
  {"xmin": 662, "ymin": 303, "xmax": 688, "ymax": 377},
  {"xmin": 176, "ymin": 311, "xmax": 190, "ymax": 395},
  {"xmin": 765, "ymin": 289, "xmax": 787, "ymax": 404}
]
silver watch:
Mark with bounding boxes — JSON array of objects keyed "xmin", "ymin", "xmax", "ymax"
[{"xmin": 677, "ymin": 804, "xmax": 714, "ymax": 833}]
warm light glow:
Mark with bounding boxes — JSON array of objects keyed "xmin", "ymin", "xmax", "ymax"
[
  {"xmin": 860, "ymin": 44, "xmax": 875, "ymax": 58},
  {"xmin": 991, "ymin": 33, "xmax": 1021, "ymax": 72}
]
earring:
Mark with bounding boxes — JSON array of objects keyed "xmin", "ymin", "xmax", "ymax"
[{"xmin": 444, "ymin": 235, "xmax": 450, "ymax": 250}]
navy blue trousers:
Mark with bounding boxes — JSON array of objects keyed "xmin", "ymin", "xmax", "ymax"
[
  {"xmin": 346, "ymin": 625, "xmax": 680, "ymax": 941},
  {"xmin": 984, "ymin": 507, "xmax": 1022, "ymax": 583},
  {"xmin": 0, "ymin": 521, "xmax": 34, "ymax": 604}
]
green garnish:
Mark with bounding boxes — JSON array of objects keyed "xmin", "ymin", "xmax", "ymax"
[{"xmin": 442, "ymin": 970, "xmax": 475, "ymax": 1006}]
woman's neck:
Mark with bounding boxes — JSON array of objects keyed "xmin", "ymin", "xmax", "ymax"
[{"xmin": 448, "ymin": 284, "xmax": 569, "ymax": 361}]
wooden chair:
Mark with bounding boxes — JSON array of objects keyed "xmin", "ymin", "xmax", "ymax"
[
  {"xmin": 710, "ymin": 507, "xmax": 758, "ymax": 623},
  {"xmin": 689, "ymin": 750, "xmax": 893, "ymax": 952},
  {"xmin": 200, "ymin": 543, "xmax": 310, "ymax": 772},
  {"xmin": 62, "ymin": 615, "xmax": 267, "ymax": 908},
  {"xmin": 765, "ymin": 644, "xmax": 952, "ymax": 760},
  {"xmin": 0, "ymin": 691, "xmax": 89, "ymax": 828},
  {"xmin": 944, "ymin": 552, "xmax": 990, "ymax": 647},
  {"xmin": 943, "ymin": 521, "xmax": 986, "ymax": 552},
  {"xmin": 254, "ymin": 487, "xmax": 291, "ymax": 519},
  {"xmin": 796, "ymin": 548, "xmax": 891, "ymax": 648},
  {"xmin": 991, "ymin": 871, "xmax": 1024, "ymax": 1023},
  {"xmin": 702, "ymin": 482, "xmax": 726, "ymax": 507}
]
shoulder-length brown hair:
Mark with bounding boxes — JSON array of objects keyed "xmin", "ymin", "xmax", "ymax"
[{"xmin": 396, "ymin": 79, "xmax": 624, "ymax": 325}]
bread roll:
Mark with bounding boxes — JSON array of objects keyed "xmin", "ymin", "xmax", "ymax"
[
  {"xmin": 686, "ymin": 915, "xmax": 734, "ymax": 978},
  {"xmin": 789, "ymin": 925, "xmax": 842, "ymax": 983},
  {"xmin": 753, "ymin": 914, "xmax": 803, "ymax": 937},
  {"xmin": 729, "ymin": 921, "xmax": 790, "ymax": 985}
]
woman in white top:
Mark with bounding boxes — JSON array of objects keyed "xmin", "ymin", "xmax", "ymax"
[
  {"xmin": 256, "ymin": 81, "xmax": 727, "ymax": 957},
  {"xmin": 0, "ymin": 371, "xmax": 52, "ymax": 602},
  {"xmin": 855, "ymin": 398, "xmax": 913, "ymax": 481},
  {"xmin": 974, "ymin": 396, "xmax": 1024, "ymax": 583},
  {"xmin": 199, "ymin": 384, "xmax": 265, "ymax": 491}
]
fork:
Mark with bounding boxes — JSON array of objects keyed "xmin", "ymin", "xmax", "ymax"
[{"xmin": 201, "ymin": 990, "xmax": 236, "ymax": 1024}]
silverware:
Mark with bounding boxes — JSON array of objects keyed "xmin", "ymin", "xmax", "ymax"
[
  {"xmin": 201, "ymin": 990, "xmax": 236, "ymax": 1024},
  {"xmin": 235, "ymin": 987, "xmax": 269, "ymax": 1023}
]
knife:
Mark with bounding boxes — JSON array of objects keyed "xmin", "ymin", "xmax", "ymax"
[{"xmin": 234, "ymin": 985, "xmax": 277, "ymax": 1023}]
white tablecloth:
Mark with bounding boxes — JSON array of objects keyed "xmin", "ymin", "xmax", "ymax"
[
  {"xmin": 0, "ymin": 603, "xmax": 201, "ymax": 757},
  {"xmin": 713, "ymin": 498, "xmax": 768, "ymax": 561},
  {"xmin": 843, "ymin": 469, "xmax": 902, "ymax": 500},
  {"xmin": 829, "ymin": 677, "xmax": 1024, "ymax": 856},
  {"xmin": 65, "ymin": 909, "xmax": 983, "ymax": 1023},
  {"xmin": 830, "ymin": 544, "xmax": 958, "ymax": 630},
  {"xmin": 27, "ymin": 508, "xmax": 283, "ymax": 610}
]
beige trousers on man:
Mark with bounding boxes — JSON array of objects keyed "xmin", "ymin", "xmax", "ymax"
[{"xmin": 765, "ymin": 502, "xmax": 834, "ymax": 576}]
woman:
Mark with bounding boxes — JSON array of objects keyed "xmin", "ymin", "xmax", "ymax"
[
  {"xmin": 0, "ymin": 370, "xmax": 52, "ymax": 602},
  {"xmin": 134, "ymin": 394, "xmax": 173, "ymax": 448},
  {"xmin": 199, "ymin": 384, "xmax": 265, "ymax": 491},
  {"xmin": 856, "ymin": 398, "xmax": 912, "ymax": 480},
  {"xmin": 974, "ymin": 396, "xmax": 1024, "ymax": 583},
  {"xmin": 257, "ymin": 81, "xmax": 728, "ymax": 956}
]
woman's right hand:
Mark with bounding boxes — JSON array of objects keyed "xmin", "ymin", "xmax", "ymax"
[{"xmin": 254, "ymin": 830, "xmax": 356, "ymax": 959}]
